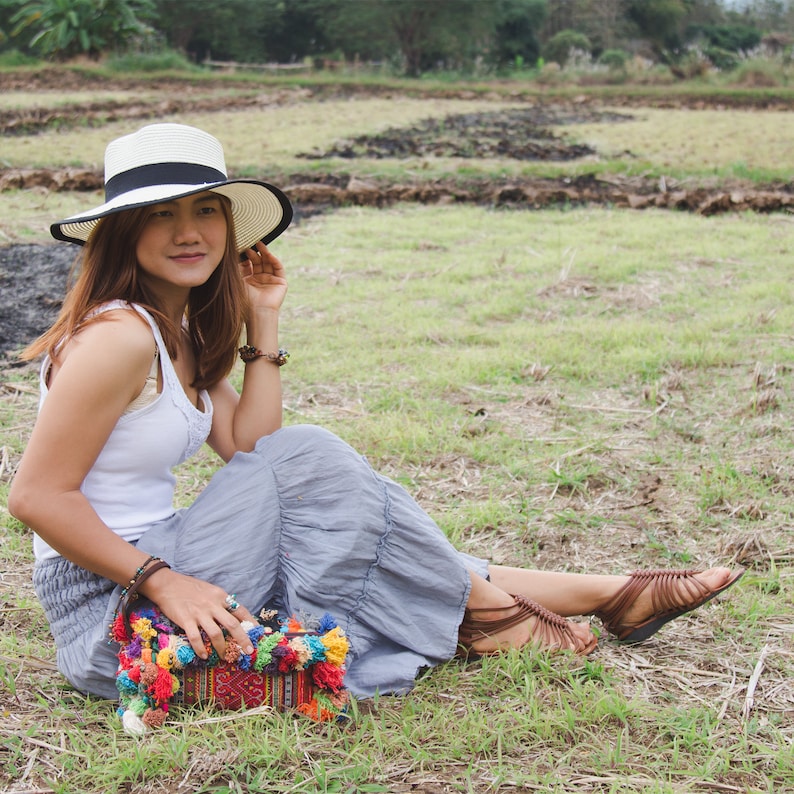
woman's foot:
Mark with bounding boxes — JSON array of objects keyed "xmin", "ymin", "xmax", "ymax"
[
  {"xmin": 459, "ymin": 594, "xmax": 598, "ymax": 658},
  {"xmin": 595, "ymin": 567, "xmax": 744, "ymax": 643}
]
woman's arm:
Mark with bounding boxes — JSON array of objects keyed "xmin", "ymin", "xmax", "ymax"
[
  {"xmin": 10, "ymin": 310, "xmax": 156, "ymax": 582},
  {"xmin": 206, "ymin": 242, "xmax": 288, "ymax": 461}
]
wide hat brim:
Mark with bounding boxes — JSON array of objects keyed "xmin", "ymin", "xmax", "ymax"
[{"xmin": 50, "ymin": 179, "xmax": 293, "ymax": 251}]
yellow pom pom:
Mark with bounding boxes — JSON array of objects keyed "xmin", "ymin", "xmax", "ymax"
[
  {"xmin": 156, "ymin": 647, "xmax": 176, "ymax": 670},
  {"xmin": 320, "ymin": 627, "xmax": 349, "ymax": 667},
  {"xmin": 131, "ymin": 617, "xmax": 157, "ymax": 642}
]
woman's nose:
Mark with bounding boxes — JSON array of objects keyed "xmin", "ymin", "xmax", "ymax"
[{"xmin": 173, "ymin": 214, "xmax": 199, "ymax": 243}]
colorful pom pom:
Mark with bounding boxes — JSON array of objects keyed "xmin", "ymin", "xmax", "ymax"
[
  {"xmin": 175, "ymin": 644, "xmax": 196, "ymax": 667},
  {"xmin": 318, "ymin": 613, "xmax": 338, "ymax": 633},
  {"xmin": 312, "ymin": 661, "xmax": 345, "ymax": 693},
  {"xmin": 142, "ymin": 707, "xmax": 168, "ymax": 728},
  {"xmin": 320, "ymin": 627, "xmax": 349, "ymax": 667}
]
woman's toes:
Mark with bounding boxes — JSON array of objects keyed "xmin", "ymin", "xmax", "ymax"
[{"xmin": 700, "ymin": 566, "xmax": 734, "ymax": 590}]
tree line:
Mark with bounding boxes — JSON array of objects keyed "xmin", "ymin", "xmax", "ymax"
[{"xmin": 2, "ymin": 0, "xmax": 794, "ymax": 77}]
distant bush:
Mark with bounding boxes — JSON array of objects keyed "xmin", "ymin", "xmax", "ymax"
[
  {"xmin": 106, "ymin": 49, "xmax": 199, "ymax": 73},
  {"xmin": 598, "ymin": 49, "xmax": 629, "ymax": 70},
  {"xmin": 704, "ymin": 46, "xmax": 739, "ymax": 70},
  {"xmin": 687, "ymin": 23, "xmax": 761, "ymax": 53},
  {"xmin": 0, "ymin": 49, "xmax": 41, "ymax": 67},
  {"xmin": 729, "ymin": 57, "xmax": 787, "ymax": 87},
  {"xmin": 543, "ymin": 29, "xmax": 592, "ymax": 67}
]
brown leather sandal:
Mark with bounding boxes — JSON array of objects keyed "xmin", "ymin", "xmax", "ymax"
[
  {"xmin": 458, "ymin": 593, "xmax": 598, "ymax": 658},
  {"xmin": 594, "ymin": 568, "xmax": 745, "ymax": 644}
]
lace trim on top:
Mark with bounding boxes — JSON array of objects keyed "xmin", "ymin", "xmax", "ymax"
[{"xmin": 127, "ymin": 304, "xmax": 212, "ymax": 463}]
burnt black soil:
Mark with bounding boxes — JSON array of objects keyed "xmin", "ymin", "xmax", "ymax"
[
  {"xmin": 297, "ymin": 107, "xmax": 631, "ymax": 161},
  {"xmin": 0, "ymin": 244, "xmax": 75, "ymax": 361}
]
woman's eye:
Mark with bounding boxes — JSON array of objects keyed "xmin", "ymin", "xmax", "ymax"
[{"xmin": 198, "ymin": 206, "xmax": 216, "ymax": 215}]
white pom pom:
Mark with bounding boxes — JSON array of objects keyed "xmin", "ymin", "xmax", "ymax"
[
  {"xmin": 240, "ymin": 620, "xmax": 256, "ymax": 632},
  {"xmin": 122, "ymin": 708, "xmax": 147, "ymax": 736}
]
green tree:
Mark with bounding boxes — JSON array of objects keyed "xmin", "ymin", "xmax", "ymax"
[
  {"xmin": 310, "ymin": 0, "xmax": 489, "ymax": 76},
  {"xmin": 572, "ymin": 0, "xmax": 631, "ymax": 54},
  {"xmin": 256, "ymin": 0, "xmax": 331, "ymax": 63},
  {"xmin": 9, "ymin": 0, "xmax": 155, "ymax": 60},
  {"xmin": 626, "ymin": 0, "xmax": 688, "ymax": 56},
  {"xmin": 543, "ymin": 27, "xmax": 591, "ymax": 65},
  {"xmin": 492, "ymin": 0, "xmax": 548, "ymax": 68},
  {"xmin": 152, "ymin": 0, "xmax": 284, "ymax": 63}
]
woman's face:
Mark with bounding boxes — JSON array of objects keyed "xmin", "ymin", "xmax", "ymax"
[{"xmin": 135, "ymin": 192, "xmax": 228, "ymax": 295}]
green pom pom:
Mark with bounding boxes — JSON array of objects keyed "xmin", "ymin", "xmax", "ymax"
[{"xmin": 129, "ymin": 696, "xmax": 147, "ymax": 716}]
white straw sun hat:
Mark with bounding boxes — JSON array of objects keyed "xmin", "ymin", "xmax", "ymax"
[{"xmin": 50, "ymin": 123, "xmax": 292, "ymax": 251}]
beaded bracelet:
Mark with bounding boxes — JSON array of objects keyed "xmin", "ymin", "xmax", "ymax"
[
  {"xmin": 112, "ymin": 556, "xmax": 171, "ymax": 638},
  {"xmin": 238, "ymin": 345, "xmax": 290, "ymax": 366}
]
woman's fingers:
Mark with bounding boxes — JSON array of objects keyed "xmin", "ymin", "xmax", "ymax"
[
  {"xmin": 243, "ymin": 242, "xmax": 284, "ymax": 276},
  {"xmin": 182, "ymin": 609, "xmax": 256, "ymax": 660}
]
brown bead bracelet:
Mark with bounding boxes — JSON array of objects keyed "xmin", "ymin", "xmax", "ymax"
[
  {"xmin": 238, "ymin": 345, "xmax": 290, "ymax": 366},
  {"xmin": 112, "ymin": 556, "xmax": 172, "ymax": 638}
]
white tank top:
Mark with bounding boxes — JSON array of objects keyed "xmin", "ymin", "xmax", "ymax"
[{"xmin": 33, "ymin": 301, "xmax": 213, "ymax": 560}]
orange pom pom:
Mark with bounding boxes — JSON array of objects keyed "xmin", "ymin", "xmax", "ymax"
[{"xmin": 287, "ymin": 616, "xmax": 303, "ymax": 633}]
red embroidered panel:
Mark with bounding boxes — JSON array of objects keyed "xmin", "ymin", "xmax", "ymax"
[{"xmin": 179, "ymin": 664, "xmax": 314, "ymax": 710}]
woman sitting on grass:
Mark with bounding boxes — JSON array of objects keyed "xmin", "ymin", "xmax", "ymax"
[{"xmin": 8, "ymin": 122, "xmax": 743, "ymax": 704}]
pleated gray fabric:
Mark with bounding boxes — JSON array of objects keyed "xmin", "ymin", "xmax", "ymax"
[{"xmin": 34, "ymin": 424, "xmax": 489, "ymax": 699}]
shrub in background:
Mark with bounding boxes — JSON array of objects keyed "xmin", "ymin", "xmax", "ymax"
[
  {"xmin": 543, "ymin": 29, "xmax": 592, "ymax": 67},
  {"xmin": 107, "ymin": 47, "xmax": 198, "ymax": 72}
]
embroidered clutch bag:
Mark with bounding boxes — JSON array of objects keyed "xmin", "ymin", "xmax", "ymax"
[{"xmin": 111, "ymin": 606, "xmax": 350, "ymax": 735}]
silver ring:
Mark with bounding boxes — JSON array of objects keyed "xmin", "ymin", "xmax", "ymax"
[{"xmin": 224, "ymin": 593, "xmax": 239, "ymax": 612}]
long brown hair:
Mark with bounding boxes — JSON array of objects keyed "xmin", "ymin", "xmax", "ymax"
[{"xmin": 23, "ymin": 197, "xmax": 247, "ymax": 390}]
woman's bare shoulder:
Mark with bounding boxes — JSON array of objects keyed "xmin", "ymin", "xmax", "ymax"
[{"xmin": 53, "ymin": 306, "xmax": 156, "ymax": 383}]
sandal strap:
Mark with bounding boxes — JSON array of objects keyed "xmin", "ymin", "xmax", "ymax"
[
  {"xmin": 459, "ymin": 593, "xmax": 587, "ymax": 653},
  {"xmin": 594, "ymin": 569, "xmax": 711, "ymax": 635},
  {"xmin": 459, "ymin": 594, "xmax": 545, "ymax": 645}
]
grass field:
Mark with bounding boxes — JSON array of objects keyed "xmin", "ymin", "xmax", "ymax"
[{"xmin": 1, "ymin": 71, "xmax": 793, "ymax": 793}]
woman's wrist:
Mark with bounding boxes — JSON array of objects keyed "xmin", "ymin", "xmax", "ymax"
[{"xmin": 244, "ymin": 305, "xmax": 280, "ymax": 336}]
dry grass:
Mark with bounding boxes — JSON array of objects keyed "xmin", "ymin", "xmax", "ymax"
[{"xmin": 572, "ymin": 106, "xmax": 794, "ymax": 178}]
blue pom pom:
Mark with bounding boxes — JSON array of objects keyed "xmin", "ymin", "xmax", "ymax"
[
  {"xmin": 115, "ymin": 670, "xmax": 138, "ymax": 694},
  {"xmin": 318, "ymin": 613, "xmax": 338, "ymax": 632},
  {"xmin": 247, "ymin": 625, "xmax": 266, "ymax": 643},
  {"xmin": 304, "ymin": 635, "xmax": 327, "ymax": 663},
  {"xmin": 176, "ymin": 645, "xmax": 196, "ymax": 666},
  {"xmin": 236, "ymin": 654, "xmax": 252, "ymax": 671}
]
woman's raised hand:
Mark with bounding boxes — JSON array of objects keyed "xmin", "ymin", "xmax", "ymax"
[{"xmin": 240, "ymin": 241, "xmax": 288, "ymax": 313}]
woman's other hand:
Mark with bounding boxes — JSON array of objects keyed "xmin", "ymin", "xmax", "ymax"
[{"xmin": 240, "ymin": 241, "xmax": 287, "ymax": 314}]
